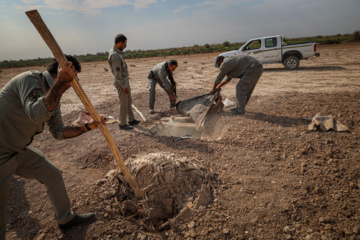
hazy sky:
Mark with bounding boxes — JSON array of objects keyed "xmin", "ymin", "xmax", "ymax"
[{"xmin": 0, "ymin": 0, "xmax": 359, "ymax": 61}]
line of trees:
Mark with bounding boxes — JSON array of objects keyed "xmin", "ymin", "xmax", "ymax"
[{"xmin": 1, "ymin": 31, "xmax": 359, "ymax": 69}]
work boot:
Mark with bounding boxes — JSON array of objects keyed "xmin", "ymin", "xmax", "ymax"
[
  {"xmin": 149, "ymin": 109, "xmax": 155, "ymax": 114},
  {"xmin": 119, "ymin": 124, "xmax": 133, "ymax": 130},
  {"xmin": 129, "ymin": 119, "xmax": 140, "ymax": 126},
  {"xmin": 232, "ymin": 110, "xmax": 245, "ymax": 116},
  {"xmin": 58, "ymin": 212, "xmax": 96, "ymax": 231}
]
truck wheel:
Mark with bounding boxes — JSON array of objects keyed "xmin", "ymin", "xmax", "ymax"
[{"xmin": 283, "ymin": 56, "xmax": 299, "ymax": 70}]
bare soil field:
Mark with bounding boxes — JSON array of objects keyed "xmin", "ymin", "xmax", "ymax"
[{"xmin": 1, "ymin": 42, "xmax": 360, "ymax": 240}]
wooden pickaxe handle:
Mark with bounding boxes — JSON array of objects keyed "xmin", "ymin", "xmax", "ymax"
[{"xmin": 25, "ymin": 9, "xmax": 142, "ymax": 198}]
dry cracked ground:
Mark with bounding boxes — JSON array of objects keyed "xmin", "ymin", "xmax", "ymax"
[{"xmin": 1, "ymin": 42, "xmax": 360, "ymax": 240}]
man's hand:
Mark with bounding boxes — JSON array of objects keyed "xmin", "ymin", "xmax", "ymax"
[
  {"xmin": 64, "ymin": 116, "xmax": 106, "ymax": 139},
  {"xmin": 45, "ymin": 62, "xmax": 77, "ymax": 111},
  {"xmin": 210, "ymin": 88, "xmax": 220, "ymax": 94},
  {"xmin": 87, "ymin": 117, "xmax": 106, "ymax": 130},
  {"xmin": 166, "ymin": 89, "xmax": 176, "ymax": 104},
  {"xmin": 171, "ymin": 95, "xmax": 176, "ymax": 104},
  {"xmin": 211, "ymin": 83, "xmax": 219, "ymax": 94},
  {"xmin": 57, "ymin": 62, "xmax": 76, "ymax": 88},
  {"xmin": 123, "ymin": 88, "xmax": 129, "ymax": 94}
]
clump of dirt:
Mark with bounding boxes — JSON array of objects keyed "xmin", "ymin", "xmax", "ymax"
[{"xmin": 96, "ymin": 152, "xmax": 216, "ymax": 232}]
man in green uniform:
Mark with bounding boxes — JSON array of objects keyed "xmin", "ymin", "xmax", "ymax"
[
  {"xmin": 211, "ymin": 55, "xmax": 263, "ymax": 115},
  {"xmin": 0, "ymin": 56, "xmax": 103, "ymax": 239},
  {"xmin": 108, "ymin": 34, "xmax": 140, "ymax": 130},
  {"xmin": 147, "ymin": 60, "xmax": 177, "ymax": 114}
]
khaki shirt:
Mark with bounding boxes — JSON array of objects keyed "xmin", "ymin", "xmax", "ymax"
[
  {"xmin": 215, "ymin": 55, "xmax": 262, "ymax": 84},
  {"xmin": 0, "ymin": 71, "xmax": 65, "ymax": 159},
  {"xmin": 149, "ymin": 62, "xmax": 172, "ymax": 90},
  {"xmin": 108, "ymin": 46, "xmax": 130, "ymax": 89}
]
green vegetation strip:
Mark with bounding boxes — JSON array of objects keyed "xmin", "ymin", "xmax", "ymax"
[{"xmin": 1, "ymin": 32, "xmax": 359, "ymax": 69}]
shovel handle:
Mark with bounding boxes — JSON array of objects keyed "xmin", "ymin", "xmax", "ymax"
[{"xmin": 25, "ymin": 9, "xmax": 142, "ymax": 198}]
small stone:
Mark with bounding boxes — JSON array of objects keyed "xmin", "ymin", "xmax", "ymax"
[
  {"xmin": 223, "ymin": 228, "xmax": 230, "ymax": 234},
  {"xmin": 294, "ymin": 223, "xmax": 301, "ymax": 229},
  {"xmin": 137, "ymin": 233, "xmax": 147, "ymax": 240},
  {"xmin": 58, "ymin": 233, "xmax": 66, "ymax": 239},
  {"xmin": 285, "ymin": 234, "xmax": 293, "ymax": 240},
  {"xmin": 188, "ymin": 221, "xmax": 195, "ymax": 229},
  {"xmin": 283, "ymin": 226, "xmax": 292, "ymax": 234},
  {"xmin": 306, "ymin": 232, "xmax": 321, "ymax": 240},
  {"xmin": 344, "ymin": 228, "xmax": 353, "ymax": 235},
  {"xmin": 324, "ymin": 224, "xmax": 332, "ymax": 230},
  {"xmin": 122, "ymin": 200, "xmax": 138, "ymax": 215},
  {"xmin": 319, "ymin": 217, "xmax": 326, "ymax": 223}
]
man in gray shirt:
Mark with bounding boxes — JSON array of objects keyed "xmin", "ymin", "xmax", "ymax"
[
  {"xmin": 147, "ymin": 60, "xmax": 177, "ymax": 114},
  {"xmin": 0, "ymin": 56, "xmax": 103, "ymax": 238},
  {"xmin": 108, "ymin": 34, "xmax": 140, "ymax": 129},
  {"xmin": 211, "ymin": 55, "xmax": 263, "ymax": 115}
]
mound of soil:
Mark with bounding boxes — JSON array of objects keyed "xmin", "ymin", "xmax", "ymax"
[{"xmin": 96, "ymin": 152, "xmax": 215, "ymax": 232}]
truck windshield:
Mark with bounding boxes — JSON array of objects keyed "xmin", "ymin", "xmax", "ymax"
[{"xmin": 244, "ymin": 40, "xmax": 261, "ymax": 50}]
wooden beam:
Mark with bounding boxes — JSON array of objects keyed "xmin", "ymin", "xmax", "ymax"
[{"xmin": 25, "ymin": 9, "xmax": 142, "ymax": 198}]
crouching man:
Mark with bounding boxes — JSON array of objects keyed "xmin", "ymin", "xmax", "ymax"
[
  {"xmin": 148, "ymin": 60, "xmax": 178, "ymax": 114},
  {"xmin": 211, "ymin": 55, "xmax": 263, "ymax": 115}
]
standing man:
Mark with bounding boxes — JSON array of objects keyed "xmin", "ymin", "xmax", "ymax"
[
  {"xmin": 108, "ymin": 34, "xmax": 140, "ymax": 130},
  {"xmin": 0, "ymin": 56, "xmax": 104, "ymax": 238},
  {"xmin": 211, "ymin": 55, "xmax": 263, "ymax": 115},
  {"xmin": 147, "ymin": 60, "xmax": 178, "ymax": 114}
]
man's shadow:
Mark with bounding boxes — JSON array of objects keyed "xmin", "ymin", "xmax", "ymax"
[
  {"xmin": 7, "ymin": 177, "xmax": 90, "ymax": 240},
  {"xmin": 264, "ymin": 66, "xmax": 346, "ymax": 72},
  {"xmin": 243, "ymin": 111, "xmax": 309, "ymax": 127},
  {"xmin": 7, "ymin": 177, "xmax": 41, "ymax": 239}
]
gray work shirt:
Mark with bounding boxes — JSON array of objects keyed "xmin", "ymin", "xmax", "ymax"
[
  {"xmin": 149, "ymin": 62, "xmax": 172, "ymax": 90},
  {"xmin": 108, "ymin": 46, "xmax": 130, "ymax": 89},
  {"xmin": 0, "ymin": 71, "xmax": 66, "ymax": 159},
  {"xmin": 214, "ymin": 55, "xmax": 262, "ymax": 84}
]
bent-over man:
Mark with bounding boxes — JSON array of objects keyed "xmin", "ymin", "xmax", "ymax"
[
  {"xmin": 0, "ymin": 56, "xmax": 104, "ymax": 238},
  {"xmin": 211, "ymin": 55, "xmax": 263, "ymax": 115},
  {"xmin": 147, "ymin": 60, "xmax": 177, "ymax": 114},
  {"xmin": 108, "ymin": 34, "xmax": 140, "ymax": 130}
]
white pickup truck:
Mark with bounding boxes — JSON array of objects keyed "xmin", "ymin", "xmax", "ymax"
[{"xmin": 215, "ymin": 35, "xmax": 320, "ymax": 70}]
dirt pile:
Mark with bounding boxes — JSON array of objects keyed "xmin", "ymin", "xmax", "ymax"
[{"xmin": 96, "ymin": 152, "xmax": 215, "ymax": 232}]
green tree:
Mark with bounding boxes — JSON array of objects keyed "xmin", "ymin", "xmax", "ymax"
[
  {"xmin": 352, "ymin": 31, "xmax": 360, "ymax": 42},
  {"xmin": 223, "ymin": 41, "xmax": 230, "ymax": 47}
]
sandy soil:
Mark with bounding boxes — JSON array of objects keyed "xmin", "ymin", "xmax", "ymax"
[{"xmin": 1, "ymin": 42, "xmax": 360, "ymax": 240}]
